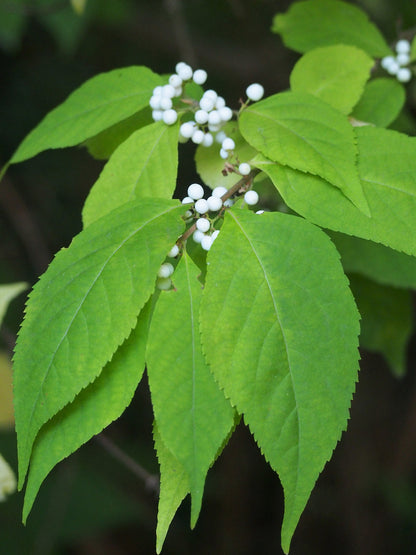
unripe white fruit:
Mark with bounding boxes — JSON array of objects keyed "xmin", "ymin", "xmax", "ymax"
[
  {"xmin": 215, "ymin": 96, "xmax": 226, "ymax": 109},
  {"xmin": 218, "ymin": 106, "xmax": 233, "ymax": 121},
  {"xmin": 169, "ymin": 74, "xmax": 182, "ymax": 88},
  {"xmin": 199, "ymin": 96, "xmax": 215, "ymax": 112},
  {"xmin": 162, "ymin": 109, "xmax": 178, "ymax": 125},
  {"xmin": 219, "ymin": 148, "xmax": 229, "ymax": 159},
  {"xmin": 153, "ymin": 86, "xmax": 163, "ymax": 96},
  {"xmin": 168, "ymin": 245, "xmax": 179, "ymax": 257},
  {"xmin": 193, "ymin": 230, "xmax": 204, "ymax": 243},
  {"xmin": 211, "ymin": 229, "xmax": 220, "ymax": 240},
  {"xmin": 208, "ymin": 110, "xmax": 221, "ymax": 125},
  {"xmin": 158, "ymin": 262, "xmax": 174, "ymax": 278},
  {"xmin": 396, "ymin": 39, "xmax": 410, "ymax": 54},
  {"xmin": 182, "ymin": 196, "xmax": 194, "ymax": 204},
  {"xmin": 215, "ymin": 131, "xmax": 227, "ymax": 144},
  {"xmin": 180, "ymin": 121, "xmax": 196, "ymax": 138},
  {"xmin": 192, "ymin": 129, "xmax": 205, "ymax": 144},
  {"xmin": 152, "ymin": 110, "xmax": 163, "ymax": 121},
  {"xmin": 162, "ymin": 84, "xmax": 176, "ymax": 98},
  {"xmin": 159, "ymin": 97, "xmax": 173, "ymax": 110},
  {"xmin": 239, "ymin": 162, "xmax": 251, "ymax": 175},
  {"xmin": 381, "ymin": 56, "xmax": 396, "ymax": 70},
  {"xmin": 244, "ymin": 190, "xmax": 259, "ymax": 205},
  {"xmin": 174, "ymin": 86, "xmax": 183, "ymax": 97},
  {"xmin": 149, "ymin": 95, "xmax": 162, "ymax": 109},
  {"xmin": 203, "ymin": 89, "xmax": 218, "ymax": 101},
  {"xmin": 222, "ymin": 137, "xmax": 235, "ymax": 151},
  {"xmin": 195, "ymin": 109, "xmax": 209, "ymax": 124},
  {"xmin": 202, "ymin": 132, "xmax": 214, "ymax": 147},
  {"xmin": 177, "ymin": 63, "xmax": 193, "ymax": 81},
  {"xmin": 193, "ymin": 69, "xmax": 208, "ymax": 85},
  {"xmin": 196, "ymin": 218, "xmax": 211, "ymax": 232},
  {"xmin": 212, "ymin": 186, "xmax": 227, "ymax": 198},
  {"xmin": 246, "ymin": 83, "xmax": 264, "ymax": 101},
  {"xmin": 208, "ymin": 123, "xmax": 221, "ymax": 132},
  {"xmin": 397, "ymin": 67, "xmax": 412, "ymax": 82},
  {"xmin": 188, "ymin": 183, "xmax": 204, "ymax": 200},
  {"xmin": 397, "ymin": 52, "xmax": 410, "ymax": 66},
  {"xmin": 207, "ymin": 195, "xmax": 223, "ymax": 211},
  {"xmin": 156, "ymin": 277, "xmax": 172, "ymax": 290},
  {"xmin": 194, "ymin": 198, "xmax": 209, "ymax": 214},
  {"xmin": 201, "ymin": 235, "xmax": 213, "ymax": 251}
]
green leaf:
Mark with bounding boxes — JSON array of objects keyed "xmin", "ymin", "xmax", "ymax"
[
  {"xmin": 290, "ymin": 45, "xmax": 373, "ymax": 114},
  {"xmin": 71, "ymin": 0, "xmax": 87, "ymax": 15},
  {"xmin": 22, "ymin": 299, "xmax": 153, "ymax": 522},
  {"xmin": 10, "ymin": 66, "xmax": 163, "ymax": 164},
  {"xmin": 349, "ymin": 274, "xmax": 412, "ymax": 377},
  {"xmin": 200, "ymin": 209, "xmax": 360, "ymax": 553},
  {"xmin": 239, "ymin": 91, "xmax": 369, "ymax": 215},
  {"xmin": 255, "ymin": 126, "xmax": 416, "ymax": 257},
  {"xmin": 351, "ymin": 78, "xmax": 405, "ymax": 127},
  {"xmin": 14, "ymin": 199, "xmax": 185, "ymax": 488},
  {"xmin": 195, "ymin": 123, "xmax": 257, "ymax": 189},
  {"xmin": 154, "ymin": 423, "xmax": 190, "ymax": 554},
  {"xmin": 83, "ymin": 121, "xmax": 179, "ymax": 227},
  {"xmin": 0, "ymin": 282, "xmax": 27, "ymax": 325},
  {"xmin": 146, "ymin": 252, "xmax": 235, "ymax": 526},
  {"xmin": 272, "ymin": 0, "xmax": 391, "ymax": 57},
  {"xmin": 328, "ymin": 232, "xmax": 416, "ymax": 290},
  {"xmin": 83, "ymin": 107, "xmax": 153, "ymax": 160}
]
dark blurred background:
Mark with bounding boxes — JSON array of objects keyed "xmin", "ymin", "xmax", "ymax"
[{"xmin": 1, "ymin": 1, "xmax": 416, "ymax": 553}]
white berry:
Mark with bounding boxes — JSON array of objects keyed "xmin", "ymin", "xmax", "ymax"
[
  {"xmin": 381, "ymin": 56, "xmax": 396, "ymax": 70},
  {"xmin": 212, "ymin": 230, "xmax": 220, "ymax": 240},
  {"xmin": 207, "ymin": 196, "xmax": 222, "ymax": 211},
  {"xmin": 194, "ymin": 199, "xmax": 209, "ymax": 214},
  {"xmin": 203, "ymin": 89, "xmax": 218, "ymax": 101},
  {"xmin": 162, "ymin": 84, "xmax": 176, "ymax": 98},
  {"xmin": 224, "ymin": 199, "xmax": 234, "ymax": 207},
  {"xmin": 212, "ymin": 186, "xmax": 227, "ymax": 198},
  {"xmin": 397, "ymin": 67, "xmax": 412, "ymax": 82},
  {"xmin": 196, "ymin": 218, "xmax": 210, "ymax": 232},
  {"xmin": 208, "ymin": 110, "xmax": 221, "ymax": 126},
  {"xmin": 169, "ymin": 74, "xmax": 182, "ymax": 88},
  {"xmin": 149, "ymin": 95, "xmax": 162, "ymax": 109},
  {"xmin": 222, "ymin": 137, "xmax": 235, "ymax": 151},
  {"xmin": 182, "ymin": 196, "xmax": 194, "ymax": 204},
  {"xmin": 215, "ymin": 131, "xmax": 227, "ymax": 144},
  {"xmin": 201, "ymin": 235, "xmax": 213, "ymax": 251},
  {"xmin": 156, "ymin": 277, "xmax": 172, "ymax": 290},
  {"xmin": 180, "ymin": 121, "xmax": 196, "ymax": 139},
  {"xmin": 162, "ymin": 109, "xmax": 178, "ymax": 125},
  {"xmin": 215, "ymin": 96, "xmax": 226, "ymax": 109},
  {"xmin": 397, "ymin": 52, "xmax": 410, "ymax": 66},
  {"xmin": 195, "ymin": 109, "xmax": 209, "ymax": 124},
  {"xmin": 187, "ymin": 183, "xmax": 204, "ymax": 200},
  {"xmin": 159, "ymin": 97, "xmax": 173, "ymax": 110},
  {"xmin": 219, "ymin": 106, "xmax": 233, "ymax": 121},
  {"xmin": 239, "ymin": 163, "xmax": 251, "ymax": 175},
  {"xmin": 193, "ymin": 69, "xmax": 207, "ymax": 85},
  {"xmin": 152, "ymin": 110, "xmax": 163, "ymax": 121},
  {"xmin": 396, "ymin": 39, "xmax": 410, "ymax": 54},
  {"xmin": 158, "ymin": 262, "xmax": 174, "ymax": 278},
  {"xmin": 246, "ymin": 83, "xmax": 264, "ymax": 101},
  {"xmin": 192, "ymin": 129, "xmax": 205, "ymax": 144},
  {"xmin": 256, "ymin": 210, "xmax": 265, "ymax": 214},
  {"xmin": 244, "ymin": 190, "xmax": 259, "ymax": 205},
  {"xmin": 199, "ymin": 96, "xmax": 215, "ymax": 112},
  {"xmin": 219, "ymin": 148, "xmax": 229, "ymax": 159},
  {"xmin": 202, "ymin": 132, "xmax": 214, "ymax": 147},
  {"xmin": 193, "ymin": 230, "xmax": 205, "ymax": 243},
  {"xmin": 177, "ymin": 63, "xmax": 193, "ymax": 81},
  {"xmin": 168, "ymin": 245, "xmax": 179, "ymax": 257}
]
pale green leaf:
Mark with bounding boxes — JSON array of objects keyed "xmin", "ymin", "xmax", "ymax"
[
  {"xmin": 83, "ymin": 107, "xmax": 153, "ymax": 160},
  {"xmin": 10, "ymin": 66, "xmax": 163, "ymax": 164},
  {"xmin": 22, "ymin": 299, "xmax": 153, "ymax": 522},
  {"xmin": 272, "ymin": 0, "xmax": 391, "ymax": 57},
  {"xmin": 351, "ymin": 78, "xmax": 405, "ymax": 127},
  {"xmin": 255, "ymin": 126, "xmax": 416, "ymax": 257},
  {"xmin": 328, "ymin": 232, "xmax": 416, "ymax": 290},
  {"xmin": 83, "ymin": 121, "xmax": 179, "ymax": 227},
  {"xmin": 239, "ymin": 91, "xmax": 370, "ymax": 215},
  {"xmin": 290, "ymin": 45, "xmax": 373, "ymax": 114},
  {"xmin": 349, "ymin": 274, "xmax": 412, "ymax": 377},
  {"xmin": 146, "ymin": 252, "xmax": 235, "ymax": 526},
  {"xmin": 195, "ymin": 123, "xmax": 257, "ymax": 189},
  {"xmin": 200, "ymin": 209, "xmax": 360, "ymax": 553},
  {"xmin": 154, "ymin": 423, "xmax": 189, "ymax": 554},
  {"xmin": 14, "ymin": 199, "xmax": 185, "ymax": 487},
  {"xmin": 70, "ymin": 0, "xmax": 87, "ymax": 15},
  {"xmin": 0, "ymin": 282, "xmax": 27, "ymax": 325}
]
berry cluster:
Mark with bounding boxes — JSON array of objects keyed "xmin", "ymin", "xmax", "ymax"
[{"xmin": 381, "ymin": 39, "xmax": 413, "ymax": 83}]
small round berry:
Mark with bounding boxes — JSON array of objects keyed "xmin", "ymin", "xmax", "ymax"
[
  {"xmin": 193, "ymin": 69, "xmax": 208, "ymax": 85},
  {"xmin": 159, "ymin": 97, "xmax": 173, "ymax": 110},
  {"xmin": 218, "ymin": 106, "xmax": 233, "ymax": 121},
  {"xmin": 238, "ymin": 163, "xmax": 251, "ymax": 175},
  {"xmin": 224, "ymin": 198, "xmax": 234, "ymax": 207},
  {"xmin": 153, "ymin": 85, "xmax": 163, "ymax": 96},
  {"xmin": 194, "ymin": 198, "xmax": 209, "ymax": 214},
  {"xmin": 215, "ymin": 96, "xmax": 226, "ymax": 109},
  {"xmin": 177, "ymin": 63, "xmax": 193, "ymax": 81},
  {"xmin": 174, "ymin": 86, "xmax": 183, "ymax": 97},
  {"xmin": 208, "ymin": 123, "xmax": 221, "ymax": 133},
  {"xmin": 175, "ymin": 61, "xmax": 186, "ymax": 72},
  {"xmin": 192, "ymin": 129, "xmax": 205, "ymax": 144},
  {"xmin": 256, "ymin": 210, "xmax": 265, "ymax": 214},
  {"xmin": 196, "ymin": 218, "xmax": 211, "ymax": 232},
  {"xmin": 158, "ymin": 262, "xmax": 174, "ymax": 278},
  {"xmin": 202, "ymin": 132, "xmax": 214, "ymax": 147},
  {"xmin": 156, "ymin": 277, "xmax": 172, "ymax": 290},
  {"xmin": 211, "ymin": 229, "xmax": 220, "ymax": 240},
  {"xmin": 215, "ymin": 131, "xmax": 227, "ymax": 144},
  {"xmin": 203, "ymin": 89, "xmax": 218, "ymax": 101},
  {"xmin": 199, "ymin": 96, "xmax": 215, "ymax": 112},
  {"xmin": 244, "ymin": 190, "xmax": 259, "ymax": 205},
  {"xmin": 212, "ymin": 186, "xmax": 228, "ymax": 198},
  {"xmin": 149, "ymin": 95, "xmax": 162, "ymax": 109},
  {"xmin": 180, "ymin": 121, "xmax": 196, "ymax": 138},
  {"xmin": 169, "ymin": 74, "xmax": 182, "ymax": 88},
  {"xmin": 187, "ymin": 183, "xmax": 204, "ymax": 200},
  {"xmin": 381, "ymin": 56, "xmax": 395, "ymax": 70},
  {"xmin": 162, "ymin": 84, "xmax": 176, "ymax": 98},
  {"xmin": 195, "ymin": 109, "xmax": 209, "ymax": 124},
  {"xmin": 397, "ymin": 67, "xmax": 412, "ymax": 82},
  {"xmin": 246, "ymin": 83, "xmax": 264, "ymax": 101},
  {"xmin": 207, "ymin": 195, "xmax": 223, "ymax": 211},
  {"xmin": 222, "ymin": 137, "xmax": 235, "ymax": 151},
  {"xmin": 201, "ymin": 235, "xmax": 213, "ymax": 251},
  {"xmin": 386, "ymin": 59, "xmax": 400, "ymax": 75},
  {"xmin": 219, "ymin": 148, "xmax": 229, "ymax": 159},
  {"xmin": 152, "ymin": 110, "xmax": 163, "ymax": 121},
  {"xmin": 396, "ymin": 39, "xmax": 410, "ymax": 54},
  {"xmin": 208, "ymin": 110, "xmax": 221, "ymax": 126},
  {"xmin": 168, "ymin": 245, "xmax": 179, "ymax": 257},
  {"xmin": 397, "ymin": 52, "xmax": 410, "ymax": 66},
  {"xmin": 193, "ymin": 230, "xmax": 205, "ymax": 243},
  {"xmin": 182, "ymin": 196, "xmax": 194, "ymax": 204},
  {"xmin": 162, "ymin": 109, "xmax": 178, "ymax": 125}
]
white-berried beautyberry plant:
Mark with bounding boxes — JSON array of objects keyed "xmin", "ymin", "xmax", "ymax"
[{"xmin": 5, "ymin": 1, "xmax": 416, "ymax": 553}]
